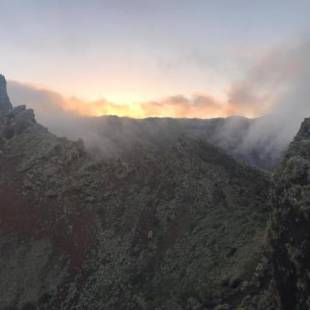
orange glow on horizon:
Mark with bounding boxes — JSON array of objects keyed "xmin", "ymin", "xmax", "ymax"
[
  {"xmin": 11, "ymin": 80, "xmax": 264, "ymax": 119},
  {"xmin": 57, "ymin": 95, "xmax": 261, "ymax": 119},
  {"xmin": 56, "ymin": 95, "xmax": 234, "ymax": 119}
]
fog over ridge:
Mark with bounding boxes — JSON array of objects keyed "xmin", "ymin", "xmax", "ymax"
[{"xmin": 5, "ymin": 38, "xmax": 310, "ymax": 167}]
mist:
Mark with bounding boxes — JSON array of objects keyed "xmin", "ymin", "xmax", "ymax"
[
  {"xmin": 6, "ymin": 38, "xmax": 310, "ymax": 168},
  {"xmin": 233, "ymin": 38, "xmax": 310, "ymax": 163}
]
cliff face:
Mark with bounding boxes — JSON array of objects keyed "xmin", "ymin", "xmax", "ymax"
[
  {"xmin": 269, "ymin": 118, "xmax": 310, "ymax": 309},
  {"xmin": 0, "ymin": 75, "xmax": 272, "ymax": 309}
]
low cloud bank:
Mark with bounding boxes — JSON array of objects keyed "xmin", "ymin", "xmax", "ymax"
[
  {"xmin": 235, "ymin": 39, "xmax": 310, "ymax": 162},
  {"xmin": 7, "ymin": 82, "xmax": 234, "ymax": 120},
  {"xmin": 6, "ymin": 38, "xmax": 310, "ymax": 165}
]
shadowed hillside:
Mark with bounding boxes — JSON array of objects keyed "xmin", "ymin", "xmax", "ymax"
[
  {"xmin": 0, "ymin": 75, "xmax": 273, "ymax": 309},
  {"xmin": 3, "ymin": 73, "xmax": 310, "ymax": 310}
]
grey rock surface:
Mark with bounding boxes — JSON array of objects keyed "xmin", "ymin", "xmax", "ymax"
[{"xmin": 0, "ymin": 74, "xmax": 13, "ymax": 113}]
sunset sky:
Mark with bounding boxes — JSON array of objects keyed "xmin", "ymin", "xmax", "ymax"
[{"xmin": 1, "ymin": 1, "xmax": 310, "ymax": 118}]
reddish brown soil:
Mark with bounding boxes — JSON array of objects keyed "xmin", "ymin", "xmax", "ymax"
[{"xmin": 0, "ymin": 185, "xmax": 96, "ymax": 271}]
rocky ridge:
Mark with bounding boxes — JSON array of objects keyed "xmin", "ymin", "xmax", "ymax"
[
  {"xmin": 268, "ymin": 117, "xmax": 310, "ymax": 309},
  {"xmin": 59, "ymin": 115, "xmax": 282, "ymax": 170},
  {"xmin": 0, "ymin": 75, "xmax": 271, "ymax": 309}
]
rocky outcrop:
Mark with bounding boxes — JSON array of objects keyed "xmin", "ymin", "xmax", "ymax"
[
  {"xmin": 0, "ymin": 74, "xmax": 12, "ymax": 113},
  {"xmin": 0, "ymin": 85, "xmax": 95, "ymax": 309},
  {"xmin": 235, "ymin": 117, "xmax": 310, "ymax": 310},
  {"xmin": 0, "ymin": 75, "xmax": 272, "ymax": 309},
  {"xmin": 269, "ymin": 118, "xmax": 310, "ymax": 309}
]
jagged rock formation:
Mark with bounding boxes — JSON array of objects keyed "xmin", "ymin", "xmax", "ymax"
[
  {"xmin": 269, "ymin": 118, "xmax": 310, "ymax": 309},
  {"xmin": 0, "ymin": 74, "xmax": 12, "ymax": 113},
  {"xmin": 0, "ymin": 75, "xmax": 273, "ymax": 309},
  {"xmin": 238, "ymin": 117, "xmax": 310, "ymax": 310},
  {"xmin": 0, "ymin": 98, "xmax": 93, "ymax": 308}
]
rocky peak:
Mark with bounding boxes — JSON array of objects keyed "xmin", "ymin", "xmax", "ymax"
[
  {"xmin": 294, "ymin": 117, "xmax": 310, "ymax": 141},
  {"xmin": 0, "ymin": 75, "xmax": 37, "ymax": 140},
  {"xmin": 283, "ymin": 117, "xmax": 310, "ymax": 162},
  {"xmin": 0, "ymin": 74, "xmax": 13, "ymax": 113}
]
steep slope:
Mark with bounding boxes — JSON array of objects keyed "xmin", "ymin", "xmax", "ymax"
[
  {"xmin": 56, "ymin": 139, "xmax": 271, "ymax": 310},
  {"xmin": 0, "ymin": 76, "xmax": 100, "ymax": 309},
  {"xmin": 0, "ymin": 75, "xmax": 271, "ymax": 309},
  {"xmin": 269, "ymin": 118, "xmax": 310, "ymax": 309}
]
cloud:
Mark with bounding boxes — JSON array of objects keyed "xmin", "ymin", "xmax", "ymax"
[
  {"xmin": 224, "ymin": 38, "xmax": 310, "ymax": 163},
  {"xmin": 6, "ymin": 37, "xmax": 310, "ymax": 167},
  {"xmin": 7, "ymin": 81, "xmax": 135, "ymax": 118},
  {"xmin": 140, "ymin": 95, "xmax": 230, "ymax": 118},
  {"xmin": 7, "ymin": 81, "xmax": 235, "ymax": 121},
  {"xmin": 227, "ymin": 43, "xmax": 300, "ymax": 117},
  {"xmin": 6, "ymin": 80, "xmax": 263, "ymax": 125}
]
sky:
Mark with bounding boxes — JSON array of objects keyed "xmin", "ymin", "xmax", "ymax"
[{"xmin": 1, "ymin": 0, "xmax": 310, "ymax": 117}]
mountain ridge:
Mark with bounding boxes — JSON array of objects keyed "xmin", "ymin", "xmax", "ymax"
[
  {"xmin": 1, "ymin": 74, "xmax": 310, "ymax": 309},
  {"xmin": 0, "ymin": 75, "xmax": 272, "ymax": 309}
]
